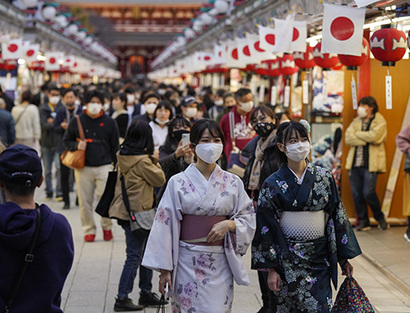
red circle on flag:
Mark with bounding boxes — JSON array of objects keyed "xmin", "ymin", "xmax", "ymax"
[
  {"xmin": 218, "ymin": 51, "xmax": 222, "ymax": 57},
  {"xmin": 232, "ymin": 48, "xmax": 238, "ymax": 60},
  {"xmin": 331, "ymin": 17, "xmax": 355, "ymax": 41},
  {"xmin": 265, "ymin": 34, "xmax": 275, "ymax": 45},
  {"xmin": 50, "ymin": 57, "xmax": 56, "ymax": 64},
  {"xmin": 8, "ymin": 44, "xmax": 18, "ymax": 53},
  {"xmin": 27, "ymin": 50, "xmax": 35, "ymax": 57},
  {"xmin": 292, "ymin": 28, "xmax": 299, "ymax": 41},
  {"xmin": 254, "ymin": 41, "xmax": 265, "ymax": 52},
  {"xmin": 204, "ymin": 56, "xmax": 211, "ymax": 61},
  {"xmin": 243, "ymin": 46, "xmax": 251, "ymax": 56}
]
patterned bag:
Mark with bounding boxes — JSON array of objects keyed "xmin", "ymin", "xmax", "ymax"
[{"xmin": 332, "ymin": 276, "xmax": 374, "ymax": 312}]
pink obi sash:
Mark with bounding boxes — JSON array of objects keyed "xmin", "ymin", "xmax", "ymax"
[{"xmin": 180, "ymin": 214, "xmax": 228, "ymax": 246}]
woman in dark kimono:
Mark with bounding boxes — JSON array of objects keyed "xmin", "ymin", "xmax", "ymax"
[{"xmin": 252, "ymin": 120, "xmax": 361, "ymax": 313}]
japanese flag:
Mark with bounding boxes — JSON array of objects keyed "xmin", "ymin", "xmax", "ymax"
[
  {"xmin": 1, "ymin": 39, "xmax": 23, "ymax": 60},
  {"xmin": 22, "ymin": 42, "xmax": 39, "ymax": 62},
  {"xmin": 292, "ymin": 21, "xmax": 307, "ymax": 52},
  {"xmin": 225, "ymin": 39, "xmax": 241, "ymax": 68},
  {"xmin": 258, "ymin": 25, "xmax": 276, "ymax": 51},
  {"xmin": 64, "ymin": 55, "xmax": 75, "ymax": 68},
  {"xmin": 236, "ymin": 37, "xmax": 253, "ymax": 65},
  {"xmin": 45, "ymin": 52, "xmax": 63, "ymax": 71},
  {"xmin": 246, "ymin": 33, "xmax": 274, "ymax": 63},
  {"xmin": 322, "ymin": 3, "xmax": 366, "ymax": 56},
  {"xmin": 273, "ymin": 15, "xmax": 294, "ymax": 53},
  {"xmin": 354, "ymin": 0, "xmax": 378, "ymax": 7},
  {"xmin": 213, "ymin": 44, "xmax": 225, "ymax": 65}
]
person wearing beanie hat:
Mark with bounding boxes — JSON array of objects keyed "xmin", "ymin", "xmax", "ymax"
[{"xmin": 0, "ymin": 144, "xmax": 74, "ymax": 313}]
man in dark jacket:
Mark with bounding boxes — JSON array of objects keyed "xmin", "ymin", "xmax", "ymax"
[
  {"xmin": 0, "ymin": 144, "xmax": 74, "ymax": 313},
  {"xmin": 39, "ymin": 85, "xmax": 63, "ymax": 200},
  {"xmin": 0, "ymin": 98, "xmax": 15, "ymax": 146},
  {"xmin": 54, "ymin": 88, "xmax": 82, "ymax": 210},
  {"xmin": 63, "ymin": 90, "xmax": 119, "ymax": 243}
]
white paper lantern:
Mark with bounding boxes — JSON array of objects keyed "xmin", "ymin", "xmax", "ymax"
[
  {"xmin": 184, "ymin": 28, "xmax": 195, "ymax": 39},
  {"xmin": 55, "ymin": 15, "xmax": 68, "ymax": 28},
  {"xmin": 77, "ymin": 31, "xmax": 87, "ymax": 41},
  {"xmin": 215, "ymin": 0, "xmax": 229, "ymax": 14},
  {"xmin": 66, "ymin": 24, "xmax": 78, "ymax": 35},
  {"xmin": 84, "ymin": 36, "xmax": 93, "ymax": 46},
  {"xmin": 176, "ymin": 36, "xmax": 186, "ymax": 47},
  {"xmin": 42, "ymin": 6, "xmax": 57, "ymax": 21},
  {"xmin": 21, "ymin": 0, "xmax": 39, "ymax": 8},
  {"xmin": 200, "ymin": 13, "xmax": 213, "ymax": 25}
]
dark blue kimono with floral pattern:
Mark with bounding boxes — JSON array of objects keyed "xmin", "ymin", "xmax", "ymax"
[{"xmin": 251, "ymin": 162, "xmax": 361, "ymax": 313}]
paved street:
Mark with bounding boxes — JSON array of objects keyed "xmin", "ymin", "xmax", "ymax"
[{"xmin": 33, "ymin": 185, "xmax": 410, "ymax": 313}]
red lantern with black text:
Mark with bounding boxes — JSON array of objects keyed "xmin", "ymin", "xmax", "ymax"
[
  {"xmin": 293, "ymin": 45, "xmax": 315, "ymax": 70},
  {"xmin": 370, "ymin": 26, "xmax": 407, "ymax": 66},
  {"xmin": 279, "ymin": 54, "xmax": 299, "ymax": 77},
  {"xmin": 3, "ymin": 60, "xmax": 17, "ymax": 71},
  {"xmin": 338, "ymin": 37, "xmax": 369, "ymax": 70},
  {"xmin": 313, "ymin": 42, "xmax": 339, "ymax": 70}
]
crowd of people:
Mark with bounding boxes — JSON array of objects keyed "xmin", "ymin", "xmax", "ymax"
[{"xmin": 0, "ymin": 79, "xmax": 408, "ymax": 313}]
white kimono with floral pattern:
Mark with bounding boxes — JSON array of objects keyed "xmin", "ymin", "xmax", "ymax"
[{"xmin": 142, "ymin": 164, "xmax": 255, "ymax": 313}]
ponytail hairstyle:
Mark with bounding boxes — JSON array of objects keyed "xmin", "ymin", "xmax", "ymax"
[{"xmin": 274, "ymin": 121, "xmax": 310, "ymax": 166}]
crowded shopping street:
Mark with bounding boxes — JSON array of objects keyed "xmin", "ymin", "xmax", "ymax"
[{"xmin": 1, "ymin": 0, "xmax": 410, "ymax": 313}]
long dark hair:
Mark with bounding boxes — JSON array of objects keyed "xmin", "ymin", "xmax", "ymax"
[
  {"xmin": 161, "ymin": 115, "xmax": 191, "ymax": 153},
  {"xmin": 190, "ymin": 118, "xmax": 225, "ymax": 146},
  {"xmin": 121, "ymin": 120, "xmax": 154, "ymax": 155},
  {"xmin": 274, "ymin": 121, "xmax": 310, "ymax": 166},
  {"xmin": 153, "ymin": 100, "xmax": 174, "ymax": 125}
]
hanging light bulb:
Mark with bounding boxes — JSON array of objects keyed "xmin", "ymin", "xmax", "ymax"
[
  {"xmin": 214, "ymin": 0, "xmax": 229, "ymax": 14},
  {"xmin": 42, "ymin": 6, "xmax": 57, "ymax": 21}
]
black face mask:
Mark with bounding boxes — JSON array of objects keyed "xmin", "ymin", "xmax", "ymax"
[
  {"xmin": 254, "ymin": 122, "xmax": 275, "ymax": 137},
  {"xmin": 226, "ymin": 106, "xmax": 234, "ymax": 112},
  {"xmin": 173, "ymin": 129, "xmax": 189, "ymax": 142}
]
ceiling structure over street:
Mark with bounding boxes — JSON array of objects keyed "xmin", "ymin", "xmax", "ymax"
[{"xmin": 56, "ymin": 0, "xmax": 203, "ymax": 76}]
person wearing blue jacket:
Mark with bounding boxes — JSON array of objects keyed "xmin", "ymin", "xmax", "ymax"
[{"xmin": 0, "ymin": 144, "xmax": 74, "ymax": 313}]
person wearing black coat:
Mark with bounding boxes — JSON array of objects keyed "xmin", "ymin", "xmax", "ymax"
[{"xmin": 242, "ymin": 105, "xmax": 279, "ymax": 313}]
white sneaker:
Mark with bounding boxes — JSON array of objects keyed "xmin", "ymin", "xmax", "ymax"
[{"xmin": 404, "ymin": 231, "xmax": 410, "ymax": 243}]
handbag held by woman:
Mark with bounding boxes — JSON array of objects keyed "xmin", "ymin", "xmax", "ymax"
[{"xmin": 60, "ymin": 115, "xmax": 86, "ymax": 170}]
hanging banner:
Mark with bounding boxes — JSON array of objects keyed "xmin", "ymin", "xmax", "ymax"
[
  {"xmin": 246, "ymin": 33, "xmax": 274, "ymax": 63},
  {"xmin": 354, "ymin": 0, "xmax": 378, "ymax": 7},
  {"xmin": 258, "ymin": 85, "xmax": 265, "ymax": 103},
  {"xmin": 302, "ymin": 80, "xmax": 309, "ymax": 104},
  {"xmin": 258, "ymin": 25, "xmax": 276, "ymax": 52},
  {"xmin": 271, "ymin": 86, "xmax": 277, "ymax": 105},
  {"xmin": 386, "ymin": 75, "xmax": 392, "ymax": 109},
  {"xmin": 273, "ymin": 15, "xmax": 295, "ymax": 53},
  {"xmin": 213, "ymin": 44, "xmax": 225, "ymax": 65},
  {"xmin": 1, "ymin": 39, "xmax": 23, "ymax": 60},
  {"xmin": 292, "ymin": 21, "xmax": 308, "ymax": 52},
  {"xmin": 284, "ymin": 85, "xmax": 290, "ymax": 108},
  {"xmin": 322, "ymin": 78, "xmax": 328, "ymax": 104},
  {"xmin": 22, "ymin": 42, "xmax": 39, "ymax": 63},
  {"xmin": 351, "ymin": 78, "xmax": 358, "ymax": 110},
  {"xmin": 236, "ymin": 37, "xmax": 253, "ymax": 65}
]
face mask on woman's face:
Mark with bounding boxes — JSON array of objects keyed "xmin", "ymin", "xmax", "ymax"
[
  {"xmin": 127, "ymin": 94, "xmax": 135, "ymax": 104},
  {"xmin": 195, "ymin": 143, "xmax": 223, "ymax": 164},
  {"xmin": 285, "ymin": 141, "xmax": 311, "ymax": 162},
  {"xmin": 155, "ymin": 118, "xmax": 169, "ymax": 125},
  {"xmin": 357, "ymin": 106, "xmax": 367, "ymax": 118},
  {"xmin": 254, "ymin": 122, "xmax": 275, "ymax": 137},
  {"xmin": 238, "ymin": 100, "xmax": 254, "ymax": 113},
  {"xmin": 214, "ymin": 99, "xmax": 224, "ymax": 106},
  {"xmin": 145, "ymin": 103, "xmax": 157, "ymax": 114},
  {"xmin": 87, "ymin": 102, "xmax": 102, "ymax": 115}
]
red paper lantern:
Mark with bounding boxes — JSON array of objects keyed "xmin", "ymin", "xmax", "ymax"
[
  {"xmin": 370, "ymin": 26, "xmax": 407, "ymax": 66},
  {"xmin": 3, "ymin": 60, "xmax": 17, "ymax": 71},
  {"xmin": 313, "ymin": 42, "xmax": 339, "ymax": 70},
  {"xmin": 293, "ymin": 45, "xmax": 315, "ymax": 70},
  {"xmin": 279, "ymin": 54, "xmax": 299, "ymax": 76},
  {"xmin": 263, "ymin": 59, "xmax": 281, "ymax": 77},
  {"xmin": 338, "ymin": 37, "xmax": 369, "ymax": 70},
  {"xmin": 255, "ymin": 63, "xmax": 268, "ymax": 76}
]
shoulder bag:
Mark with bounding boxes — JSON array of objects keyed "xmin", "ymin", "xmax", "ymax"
[
  {"xmin": 95, "ymin": 163, "xmax": 118, "ymax": 218},
  {"xmin": 5, "ymin": 207, "xmax": 42, "ymax": 313},
  {"xmin": 226, "ymin": 111, "xmax": 249, "ymax": 177},
  {"xmin": 120, "ymin": 173, "xmax": 156, "ymax": 238},
  {"xmin": 60, "ymin": 115, "xmax": 86, "ymax": 170}
]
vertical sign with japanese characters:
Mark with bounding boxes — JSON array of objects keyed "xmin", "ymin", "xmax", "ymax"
[{"xmin": 386, "ymin": 75, "xmax": 392, "ymax": 110}]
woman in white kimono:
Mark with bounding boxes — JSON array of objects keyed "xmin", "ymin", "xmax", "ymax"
[{"xmin": 142, "ymin": 119, "xmax": 256, "ymax": 313}]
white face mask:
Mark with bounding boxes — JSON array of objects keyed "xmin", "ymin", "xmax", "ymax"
[
  {"xmin": 158, "ymin": 89, "xmax": 166, "ymax": 95},
  {"xmin": 103, "ymin": 103, "xmax": 110, "ymax": 112},
  {"xmin": 74, "ymin": 99, "xmax": 81, "ymax": 106},
  {"xmin": 357, "ymin": 106, "xmax": 368, "ymax": 118},
  {"xmin": 215, "ymin": 99, "xmax": 224, "ymax": 106},
  {"xmin": 195, "ymin": 143, "xmax": 223, "ymax": 164},
  {"xmin": 185, "ymin": 107, "xmax": 198, "ymax": 118},
  {"xmin": 49, "ymin": 96, "xmax": 60, "ymax": 105},
  {"xmin": 155, "ymin": 118, "xmax": 169, "ymax": 125},
  {"xmin": 239, "ymin": 101, "xmax": 254, "ymax": 113},
  {"xmin": 145, "ymin": 103, "xmax": 157, "ymax": 114},
  {"xmin": 285, "ymin": 141, "xmax": 311, "ymax": 162},
  {"xmin": 87, "ymin": 102, "xmax": 102, "ymax": 115},
  {"xmin": 127, "ymin": 94, "xmax": 135, "ymax": 104}
]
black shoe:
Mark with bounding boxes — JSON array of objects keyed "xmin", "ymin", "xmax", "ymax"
[
  {"xmin": 378, "ymin": 218, "xmax": 390, "ymax": 230},
  {"xmin": 357, "ymin": 221, "xmax": 371, "ymax": 231},
  {"xmin": 404, "ymin": 228, "xmax": 410, "ymax": 243},
  {"xmin": 45, "ymin": 193, "xmax": 53, "ymax": 200},
  {"xmin": 114, "ymin": 297, "xmax": 143, "ymax": 312},
  {"xmin": 62, "ymin": 203, "xmax": 70, "ymax": 210},
  {"xmin": 138, "ymin": 292, "xmax": 168, "ymax": 307}
]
